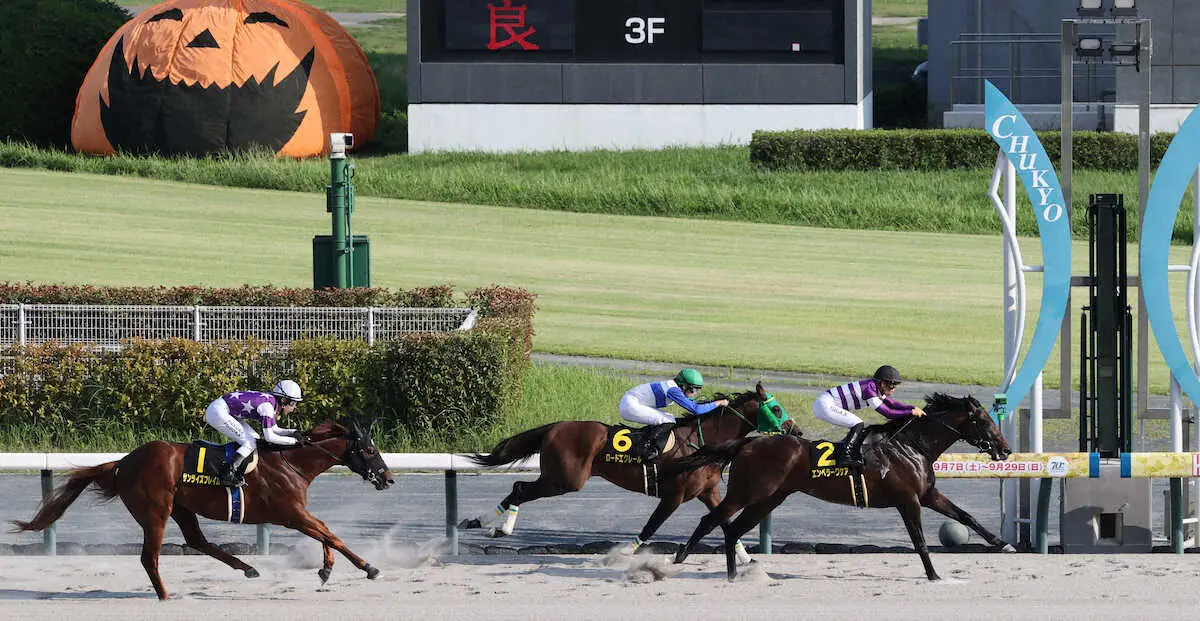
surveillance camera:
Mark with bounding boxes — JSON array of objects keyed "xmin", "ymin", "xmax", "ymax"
[{"xmin": 329, "ymin": 132, "xmax": 354, "ymax": 158}]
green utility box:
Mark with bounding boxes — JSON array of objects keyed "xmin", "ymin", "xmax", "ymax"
[{"xmin": 313, "ymin": 235, "xmax": 371, "ymax": 288}]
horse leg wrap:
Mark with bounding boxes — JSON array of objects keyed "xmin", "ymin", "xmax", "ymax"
[
  {"xmin": 620, "ymin": 537, "xmax": 643, "ymax": 556},
  {"xmin": 733, "ymin": 540, "xmax": 751, "ymax": 565},
  {"xmin": 488, "ymin": 506, "xmax": 519, "ymax": 538}
]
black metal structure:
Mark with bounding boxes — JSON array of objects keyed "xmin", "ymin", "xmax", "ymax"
[{"xmin": 1079, "ymin": 193, "xmax": 1133, "ymax": 456}]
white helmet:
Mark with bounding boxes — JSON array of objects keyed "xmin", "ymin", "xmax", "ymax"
[{"xmin": 271, "ymin": 379, "xmax": 304, "ymax": 403}]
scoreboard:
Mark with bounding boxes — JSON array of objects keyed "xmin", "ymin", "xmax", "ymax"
[
  {"xmin": 425, "ymin": 0, "xmax": 843, "ymax": 63},
  {"xmin": 406, "ymin": 0, "xmax": 870, "ymax": 151}
]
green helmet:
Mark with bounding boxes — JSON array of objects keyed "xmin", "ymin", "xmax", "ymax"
[{"xmin": 674, "ymin": 368, "xmax": 704, "ymax": 391}]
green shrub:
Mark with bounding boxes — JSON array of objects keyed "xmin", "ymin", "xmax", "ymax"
[
  {"xmin": 0, "ymin": 284, "xmax": 537, "ymax": 448},
  {"xmin": 750, "ymin": 129, "xmax": 1173, "ymax": 171},
  {"xmin": 0, "ymin": 0, "xmax": 129, "ymax": 147}
]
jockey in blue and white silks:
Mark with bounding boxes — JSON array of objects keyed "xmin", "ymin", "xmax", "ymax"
[
  {"xmin": 619, "ymin": 368, "xmax": 726, "ymax": 425},
  {"xmin": 203, "ymin": 380, "xmax": 304, "ymax": 486},
  {"xmin": 812, "ymin": 365, "xmax": 926, "ymax": 466}
]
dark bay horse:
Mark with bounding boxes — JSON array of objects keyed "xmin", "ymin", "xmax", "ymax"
[
  {"xmin": 460, "ymin": 383, "xmax": 799, "ymax": 558},
  {"xmin": 671, "ymin": 393, "xmax": 1013, "ymax": 581},
  {"xmin": 12, "ymin": 419, "xmax": 395, "ymax": 600}
]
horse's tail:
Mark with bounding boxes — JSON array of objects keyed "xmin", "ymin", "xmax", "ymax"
[
  {"xmin": 467, "ymin": 423, "xmax": 558, "ymax": 467},
  {"xmin": 666, "ymin": 437, "xmax": 758, "ymax": 476},
  {"xmin": 10, "ymin": 461, "xmax": 120, "ymax": 533}
]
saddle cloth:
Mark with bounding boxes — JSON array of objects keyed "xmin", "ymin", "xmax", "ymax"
[
  {"xmin": 601, "ymin": 425, "xmax": 676, "ymax": 465},
  {"xmin": 180, "ymin": 440, "xmax": 259, "ymax": 487}
]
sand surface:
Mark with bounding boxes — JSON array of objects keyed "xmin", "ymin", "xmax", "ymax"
[{"xmin": 0, "ymin": 547, "xmax": 1195, "ymax": 620}]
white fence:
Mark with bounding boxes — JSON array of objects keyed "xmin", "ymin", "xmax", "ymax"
[
  {"xmin": 0, "ymin": 304, "xmax": 479, "ymax": 349},
  {"xmin": 1, "ymin": 452, "xmax": 536, "ymax": 557}
]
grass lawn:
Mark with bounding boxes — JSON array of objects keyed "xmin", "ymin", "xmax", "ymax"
[{"xmin": 3, "ymin": 167, "xmax": 1194, "ymax": 396}]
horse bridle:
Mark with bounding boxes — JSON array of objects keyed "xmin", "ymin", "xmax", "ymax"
[
  {"xmin": 888, "ymin": 406, "xmax": 995, "ymax": 455},
  {"xmin": 687, "ymin": 394, "xmax": 757, "ymax": 449},
  {"xmin": 927, "ymin": 408, "xmax": 996, "ymax": 454},
  {"xmin": 288, "ymin": 430, "xmax": 386, "ymax": 486}
]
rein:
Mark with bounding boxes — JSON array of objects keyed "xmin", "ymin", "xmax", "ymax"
[
  {"xmin": 688, "ymin": 397, "xmax": 756, "ymax": 449},
  {"xmin": 885, "ymin": 408, "xmax": 988, "ymax": 457},
  {"xmin": 281, "ymin": 437, "xmax": 346, "ymax": 479}
]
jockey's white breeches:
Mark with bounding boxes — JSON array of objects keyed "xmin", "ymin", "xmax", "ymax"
[
  {"xmin": 619, "ymin": 394, "xmax": 676, "ymax": 425},
  {"xmin": 813, "ymin": 392, "xmax": 864, "ymax": 428},
  {"xmin": 204, "ymin": 398, "xmax": 257, "ymax": 457}
]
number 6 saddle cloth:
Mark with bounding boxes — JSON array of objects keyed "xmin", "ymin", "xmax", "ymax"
[{"xmin": 602, "ymin": 425, "xmax": 676, "ymax": 465}]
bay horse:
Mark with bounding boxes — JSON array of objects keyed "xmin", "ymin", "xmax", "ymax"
[
  {"xmin": 671, "ymin": 393, "xmax": 1013, "ymax": 581},
  {"xmin": 12, "ymin": 418, "xmax": 394, "ymax": 600},
  {"xmin": 460, "ymin": 382, "xmax": 799, "ymax": 559}
]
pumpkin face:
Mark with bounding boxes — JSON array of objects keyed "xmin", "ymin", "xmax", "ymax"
[{"xmin": 72, "ymin": 0, "xmax": 380, "ymax": 157}]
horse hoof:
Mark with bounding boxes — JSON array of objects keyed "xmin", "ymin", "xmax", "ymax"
[
  {"xmin": 1000, "ymin": 543, "xmax": 1016, "ymax": 553},
  {"xmin": 244, "ymin": 568, "xmax": 260, "ymax": 579},
  {"xmin": 318, "ymin": 567, "xmax": 332, "ymax": 584},
  {"xmin": 458, "ymin": 518, "xmax": 481, "ymax": 530},
  {"xmin": 365, "ymin": 565, "xmax": 380, "ymax": 580},
  {"xmin": 486, "ymin": 527, "xmax": 509, "ymax": 538},
  {"xmin": 673, "ymin": 553, "xmax": 687, "ymax": 565}
]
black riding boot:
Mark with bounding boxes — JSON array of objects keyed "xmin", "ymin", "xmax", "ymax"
[
  {"xmin": 220, "ymin": 452, "xmax": 251, "ymax": 487},
  {"xmin": 642, "ymin": 423, "xmax": 674, "ymax": 461},
  {"xmin": 842, "ymin": 423, "xmax": 867, "ymax": 467}
]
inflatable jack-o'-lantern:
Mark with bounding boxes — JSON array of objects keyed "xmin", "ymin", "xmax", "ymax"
[{"xmin": 71, "ymin": 0, "xmax": 380, "ymax": 157}]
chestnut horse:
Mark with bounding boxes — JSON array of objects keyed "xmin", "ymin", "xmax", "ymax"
[
  {"xmin": 12, "ymin": 419, "xmax": 394, "ymax": 600},
  {"xmin": 460, "ymin": 383, "xmax": 799, "ymax": 558},
  {"xmin": 671, "ymin": 393, "xmax": 1013, "ymax": 581}
]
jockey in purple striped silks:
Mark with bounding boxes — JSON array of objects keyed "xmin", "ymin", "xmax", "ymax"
[
  {"xmin": 203, "ymin": 380, "xmax": 305, "ymax": 486},
  {"xmin": 812, "ymin": 365, "xmax": 926, "ymax": 466}
]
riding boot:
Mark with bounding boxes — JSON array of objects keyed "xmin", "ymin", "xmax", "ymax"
[
  {"xmin": 220, "ymin": 452, "xmax": 250, "ymax": 487},
  {"xmin": 841, "ymin": 423, "xmax": 867, "ymax": 467},
  {"xmin": 640, "ymin": 423, "xmax": 669, "ymax": 461}
]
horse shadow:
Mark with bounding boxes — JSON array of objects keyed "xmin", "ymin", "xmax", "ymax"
[{"xmin": 0, "ymin": 588, "xmax": 148, "ymax": 600}]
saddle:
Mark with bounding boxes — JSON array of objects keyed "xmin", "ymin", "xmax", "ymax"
[
  {"xmin": 601, "ymin": 424, "xmax": 676, "ymax": 465},
  {"xmin": 180, "ymin": 440, "xmax": 259, "ymax": 487}
]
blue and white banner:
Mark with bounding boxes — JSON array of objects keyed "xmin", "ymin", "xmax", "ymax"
[
  {"xmin": 1141, "ymin": 104, "xmax": 1200, "ymax": 405},
  {"xmin": 984, "ymin": 81, "xmax": 1072, "ymax": 418}
]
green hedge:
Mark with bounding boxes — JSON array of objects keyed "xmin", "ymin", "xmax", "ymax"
[
  {"xmin": 0, "ymin": 284, "xmax": 537, "ymax": 450},
  {"xmin": 0, "ymin": 0, "xmax": 129, "ymax": 147},
  {"xmin": 750, "ymin": 129, "xmax": 1177, "ymax": 171}
]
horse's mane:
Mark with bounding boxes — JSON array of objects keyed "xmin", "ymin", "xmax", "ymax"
[
  {"xmin": 872, "ymin": 392, "xmax": 976, "ymax": 434},
  {"xmin": 305, "ymin": 418, "xmax": 348, "ymax": 441},
  {"xmin": 674, "ymin": 389, "xmax": 756, "ymax": 426}
]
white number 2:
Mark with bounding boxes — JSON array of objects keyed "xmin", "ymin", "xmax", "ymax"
[{"xmin": 625, "ymin": 17, "xmax": 666, "ymax": 44}]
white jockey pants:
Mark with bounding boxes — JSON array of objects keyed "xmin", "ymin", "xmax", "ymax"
[
  {"xmin": 204, "ymin": 398, "xmax": 257, "ymax": 458},
  {"xmin": 812, "ymin": 393, "xmax": 864, "ymax": 428},
  {"xmin": 619, "ymin": 394, "xmax": 676, "ymax": 425}
]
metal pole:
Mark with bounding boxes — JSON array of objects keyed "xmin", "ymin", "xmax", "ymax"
[
  {"xmin": 1001, "ymin": 157, "xmax": 1019, "ymax": 544},
  {"xmin": 445, "ymin": 470, "xmax": 459, "ymax": 556},
  {"xmin": 1136, "ymin": 18, "xmax": 1152, "ymax": 465},
  {"xmin": 759, "ymin": 512, "xmax": 773, "ymax": 554},
  {"xmin": 256, "ymin": 524, "xmax": 270, "ymax": 555},
  {"xmin": 328, "ymin": 143, "xmax": 348, "ymax": 289},
  {"xmin": 40, "ymin": 469, "xmax": 55, "ymax": 555},
  {"xmin": 193, "ymin": 305, "xmax": 202, "ymax": 341},
  {"xmin": 1173, "ymin": 477, "xmax": 1185, "ymax": 553},
  {"xmin": 1061, "ymin": 20, "xmax": 1074, "ymax": 217},
  {"xmin": 1036, "ymin": 478, "xmax": 1052, "ymax": 554}
]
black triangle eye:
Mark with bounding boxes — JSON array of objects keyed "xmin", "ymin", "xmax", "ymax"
[
  {"xmin": 147, "ymin": 8, "xmax": 183, "ymax": 22},
  {"xmin": 245, "ymin": 12, "xmax": 288, "ymax": 27}
]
